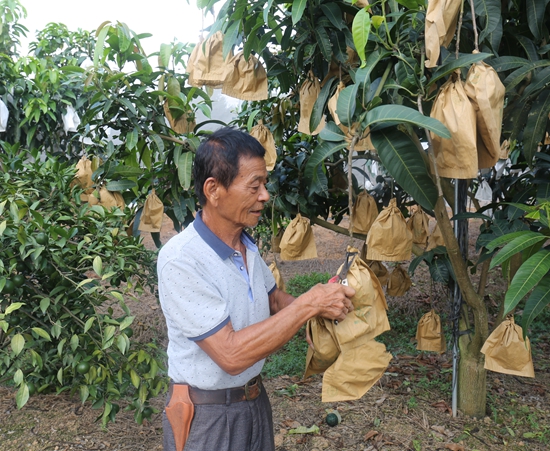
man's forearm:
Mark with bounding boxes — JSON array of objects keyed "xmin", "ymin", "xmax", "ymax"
[{"xmin": 269, "ymin": 287, "xmax": 295, "ymax": 314}]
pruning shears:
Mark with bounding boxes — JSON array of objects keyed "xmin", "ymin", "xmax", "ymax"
[{"xmin": 328, "ymin": 251, "xmax": 357, "ymax": 324}]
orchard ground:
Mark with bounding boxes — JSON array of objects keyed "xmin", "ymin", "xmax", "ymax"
[{"xmin": 0, "ymin": 217, "xmax": 548, "ymax": 451}]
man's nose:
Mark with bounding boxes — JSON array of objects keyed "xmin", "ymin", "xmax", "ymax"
[{"xmin": 259, "ymin": 184, "xmax": 270, "ymax": 202}]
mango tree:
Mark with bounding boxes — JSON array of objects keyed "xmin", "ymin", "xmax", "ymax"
[{"xmin": 201, "ymin": 0, "xmax": 550, "ymax": 417}]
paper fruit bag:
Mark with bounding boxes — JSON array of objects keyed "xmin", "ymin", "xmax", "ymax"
[
  {"xmin": 268, "ymin": 260, "xmax": 285, "ymax": 292},
  {"xmin": 298, "ymin": 72, "xmax": 325, "ymax": 135},
  {"xmin": 222, "ymin": 52, "xmax": 268, "ymax": 101},
  {"xmin": 407, "ymin": 206, "xmax": 430, "ymax": 246},
  {"xmin": 366, "ymin": 198, "xmax": 412, "ymax": 261},
  {"xmin": 250, "ymin": 122, "xmax": 277, "ymax": 171},
  {"xmin": 367, "ymin": 260, "xmax": 389, "ymax": 287},
  {"xmin": 426, "ymin": 222, "xmax": 445, "ymax": 251},
  {"xmin": 304, "ymin": 317, "xmax": 339, "ymax": 379},
  {"xmin": 481, "ymin": 317, "xmax": 534, "ymax": 377},
  {"xmin": 138, "ymin": 189, "xmax": 164, "ymax": 233},
  {"xmin": 464, "ymin": 61, "xmax": 505, "ymax": 169},
  {"xmin": 416, "ymin": 309, "xmax": 446, "ymax": 353},
  {"xmin": 186, "ymin": 32, "xmax": 229, "ymax": 88},
  {"xmin": 352, "ymin": 191, "xmax": 378, "ymax": 234},
  {"xmin": 280, "ymin": 214, "xmax": 317, "ymax": 260},
  {"xmin": 425, "ymin": 0, "xmax": 462, "ymax": 68},
  {"xmin": 387, "ymin": 264, "xmax": 412, "ymax": 297},
  {"xmin": 430, "ymin": 74, "xmax": 478, "ymax": 179}
]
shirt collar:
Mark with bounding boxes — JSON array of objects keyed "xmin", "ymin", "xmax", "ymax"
[{"xmin": 194, "ymin": 211, "xmax": 258, "ymax": 260}]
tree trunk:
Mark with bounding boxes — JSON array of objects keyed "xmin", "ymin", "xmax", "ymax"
[{"xmin": 458, "ymin": 333, "xmax": 487, "ymax": 417}]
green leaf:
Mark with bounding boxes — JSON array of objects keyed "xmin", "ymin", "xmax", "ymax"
[
  {"xmin": 427, "ymin": 53, "xmax": 492, "ymax": 87},
  {"xmin": 504, "ymin": 60, "xmax": 550, "ymax": 93},
  {"xmin": 320, "ymin": 3, "xmax": 344, "ymax": 30},
  {"xmin": 109, "ymin": 165, "xmax": 143, "ymax": 178},
  {"xmin": 32, "ymin": 327, "xmax": 51, "ymax": 341},
  {"xmin": 504, "ymin": 250, "xmax": 550, "ymax": 315},
  {"xmin": 150, "ymin": 134, "xmax": 165, "ymax": 153},
  {"xmin": 159, "ymin": 43, "xmax": 171, "ymax": 68},
  {"xmin": 288, "ymin": 425, "xmax": 320, "ymax": 434},
  {"xmin": 319, "ymin": 122, "xmax": 347, "ymax": 142},
  {"xmin": 130, "ymin": 369, "xmax": 140, "ymax": 389},
  {"xmin": 485, "ymin": 230, "xmax": 537, "ymax": 252},
  {"xmin": 526, "ymin": 0, "xmax": 550, "ymax": 40},
  {"xmin": 177, "ymin": 152, "xmax": 193, "ymax": 190},
  {"xmin": 5, "ymin": 302, "xmax": 25, "ymax": 315},
  {"xmin": 522, "ymin": 275, "xmax": 550, "ymax": 334},
  {"xmin": 292, "ymin": 0, "xmax": 307, "ymax": 25},
  {"xmin": 84, "ymin": 317, "xmax": 95, "ymax": 333},
  {"xmin": 93, "ymin": 24, "xmax": 110, "ymax": 67},
  {"xmin": 311, "ymin": 77, "xmax": 336, "ymax": 133},
  {"xmin": 118, "ymin": 98, "xmax": 138, "ymax": 116},
  {"xmin": 371, "ymin": 129, "xmax": 438, "ymax": 210},
  {"xmin": 15, "ymin": 384, "xmax": 29, "ymax": 409},
  {"xmin": 223, "ymin": 21, "xmax": 239, "ymax": 59},
  {"xmin": 473, "ymin": 0, "xmax": 501, "ymax": 42},
  {"xmin": 304, "ymin": 141, "xmax": 348, "ymax": 189},
  {"xmin": 80, "ymin": 385, "xmax": 90, "ymax": 404},
  {"xmin": 352, "ymin": 8, "xmax": 371, "ymax": 68},
  {"xmin": 490, "ymin": 233, "xmax": 548, "ymax": 269},
  {"xmin": 11, "ymin": 333, "xmax": 25, "ymax": 355},
  {"xmin": 429, "ymin": 257, "xmax": 450, "ymax": 283},
  {"xmin": 523, "ymin": 90, "xmax": 550, "ymax": 166},
  {"xmin": 120, "ymin": 315, "xmax": 135, "ymax": 331},
  {"xmin": 126, "ymin": 128, "xmax": 138, "ymax": 151},
  {"xmin": 487, "ymin": 56, "xmax": 530, "ymax": 72},
  {"xmin": 336, "ymin": 83, "xmax": 358, "ymax": 127},
  {"xmin": 105, "ymin": 180, "xmax": 137, "ymax": 191},
  {"xmin": 93, "ymin": 256, "xmax": 103, "ymax": 277},
  {"xmin": 365, "ymin": 105, "xmax": 450, "ymax": 138},
  {"xmin": 315, "ymin": 26, "xmax": 332, "ymax": 62}
]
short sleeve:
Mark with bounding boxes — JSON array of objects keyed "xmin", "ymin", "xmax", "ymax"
[
  {"xmin": 159, "ymin": 257, "xmax": 229, "ymax": 340},
  {"xmin": 260, "ymin": 258, "xmax": 277, "ymax": 294}
]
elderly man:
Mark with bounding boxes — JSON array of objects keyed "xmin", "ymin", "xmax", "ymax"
[{"xmin": 158, "ymin": 127, "xmax": 354, "ymax": 451}]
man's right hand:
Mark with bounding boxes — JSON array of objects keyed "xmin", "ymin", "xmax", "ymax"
[{"xmin": 298, "ymin": 283, "xmax": 355, "ymax": 323}]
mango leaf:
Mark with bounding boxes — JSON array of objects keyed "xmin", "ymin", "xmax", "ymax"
[
  {"xmin": 487, "ymin": 56, "xmax": 529, "ymax": 72},
  {"xmin": 109, "ymin": 165, "xmax": 143, "ymax": 178},
  {"xmin": 93, "ymin": 256, "xmax": 103, "ymax": 277},
  {"xmin": 159, "ymin": 43, "xmax": 171, "ymax": 68},
  {"xmin": 319, "ymin": 121, "xmax": 347, "ymax": 142},
  {"xmin": 320, "ymin": 3, "xmax": 344, "ymax": 30},
  {"xmin": 315, "ymin": 26, "xmax": 332, "ymax": 62},
  {"xmin": 473, "ymin": 0, "xmax": 501, "ymax": 42},
  {"xmin": 352, "ymin": 8, "xmax": 371, "ymax": 68},
  {"xmin": 223, "ymin": 21, "xmax": 239, "ymax": 59},
  {"xmin": 336, "ymin": 83, "xmax": 359, "ymax": 127},
  {"xmin": 126, "ymin": 128, "xmax": 138, "ymax": 151},
  {"xmin": 490, "ymin": 232, "xmax": 548, "ymax": 269},
  {"xmin": 504, "ymin": 250, "xmax": 550, "ymax": 315},
  {"xmin": 365, "ymin": 105, "xmax": 450, "ymax": 138},
  {"xmin": 105, "ymin": 180, "xmax": 137, "ymax": 191},
  {"xmin": 504, "ymin": 60, "xmax": 550, "ymax": 93},
  {"xmin": 523, "ymin": 90, "xmax": 550, "ymax": 165},
  {"xmin": 177, "ymin": 151, "xmax": 193, "ymax": 190},
  {"xmin": 522, "ymin": 275, "xmax": 550, "ymax": 334},
  {"xmin": 485, "ymin": 230, "xmax": 538, "ymax": 252},
  {"xmin": 310, "ymin": 77, "xmax": 336, "ymax": 133},
  {"xmin": 292, "ymin": 0, "xmax": 307, "ymax": 25},
  {"xmin": 371, "ymin": 129, "xmax": 438, "ymax": 210},
  {"xmin": 527, "ymin": 0, "xmax": 550, "ymax": 40},
  {"xmin": 427, "ymin": 53, "xmax": 492, "ymax": 87},
  {"xmin": 522, "ymin": 66, "xmax": 550, "ymax": 98},
  {"xmin": 93, "ymin": 23, "xmax": 110, "ymax": 67},
  {"xmin": 304, "ymin": 141, "xmax": 348, "ymax": 191},
  {"xmin": 429, "ymin": 258, "xmax": 450, "ymax": 283}
]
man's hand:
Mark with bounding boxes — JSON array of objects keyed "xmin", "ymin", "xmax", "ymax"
[{"xmin": 298, "ymin": 283, "xmax": 355, "ymax": 323}]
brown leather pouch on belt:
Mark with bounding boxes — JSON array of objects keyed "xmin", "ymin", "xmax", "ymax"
[{"xmin": 166, "ymin": 384, "xmax": 195, "ymax": 451}]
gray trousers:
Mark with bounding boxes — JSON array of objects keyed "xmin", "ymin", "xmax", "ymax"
[{"xmin": 163, "ymin": 386, "xmax": 275, "ymax": 451}]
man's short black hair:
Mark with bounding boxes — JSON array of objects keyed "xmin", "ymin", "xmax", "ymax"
[{"xmin": 193, "ymin": 127, "xmax": 266, "ymax": 206}]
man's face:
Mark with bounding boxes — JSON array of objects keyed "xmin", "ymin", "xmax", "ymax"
[{"xmin": 216, "ymin": 156, "xmax": 270, "ymax": 229}]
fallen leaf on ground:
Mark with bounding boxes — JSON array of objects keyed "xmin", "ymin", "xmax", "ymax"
[
  {"xmin": 444, "ymin": 444, "xmax": 464, "ymax": 451},
  {"xmin": 288, "ymin": 425, "xmax": 320, "ymax": 435},
  {"xmin": 364, "ymin": 430, "xmax": 378, "ymax": 441}
]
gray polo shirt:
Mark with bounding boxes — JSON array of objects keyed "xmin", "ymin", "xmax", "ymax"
[{"xmin": 157, "ymin": 212, "xmax": 276, "ymax": 389}]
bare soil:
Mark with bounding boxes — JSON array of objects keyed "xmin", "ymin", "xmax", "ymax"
[{"xmin": 1, "ymin": 217, "xmax": 548, "ymax": 451}]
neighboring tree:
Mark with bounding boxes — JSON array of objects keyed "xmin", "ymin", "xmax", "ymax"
[{"xmin": 201, "ymin": 0, "xmax": 550, "ymax": 417}]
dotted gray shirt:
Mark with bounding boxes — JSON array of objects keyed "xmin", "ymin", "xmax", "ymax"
[{"xmin": 157, "ymin": 212, "xmax": 276, "ymax": 389}]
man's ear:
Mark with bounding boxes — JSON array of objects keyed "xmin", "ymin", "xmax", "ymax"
[{"xmin": 203, "ymin": 177, "xmax": 220, "ymax": 206}]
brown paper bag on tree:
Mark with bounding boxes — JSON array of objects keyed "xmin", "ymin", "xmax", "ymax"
[
  {"xmin": 222, "ymin": 52, "xmax": 268, "ymax": 101},
  {"xmin": 425, "ymin": 0, "xmax": 462, "ymax": 68},
  {"xmin": 352, "ymin": 191, "xmax": 378, "ymax": 234},
  {"xmin": 138, "ymin": 189, "xmax": 164, "ymax": 233},
  {"xmin": 322, "ymin": 336, "xmax": 392, "ymax": 402},
  {"xmin": 298, "ymin": 72, "xmax": 325, "ymax": 135},
  {"xmin": 88, "ymin": 187, "xmax": 125, "ymax": 210},
  {"xmin": 407, "ymin": 206, "xmax": 430, "ymax": 246},
  {"xmin": 464, "ymin": 60, "xmax": 505, "ymax": 169},
  {"xmin": 416, "ymin": 309, "xmax": 446, "ymax": 353},
  {"xmin": 426, "ymin": 222, "xmax": 445, "ymax": 250},
  {"xmin": 279, "ymin": 214, "xmax": 317, "ymax": 260},
  {"xmin": 250, "ymin": 121, "xmax": 277, "ymax": 171},
  {"xmin": 72, "ymin": 156, "xmax": 94, "ymax": 202},
  {"xmin": 430, "ymin": 73, "xmax": 478, "ymax": 179},
  {"xmin": 186, "ymin": 32, "xmax": 230, "ymax": 88},
  {"xmin": 163, "ymin": 101, "xmax": 196, "ymax": 134},
  {"xmin": 304, "ymin": 317, "xmax": 339, "ymax": 378},
  {"xmin": 366, "ymin": 260, "xmax": 389, "ymax": 287},
  {"xmin": 480, "ymin": 317, "xmax": 535, "ymax": 377},
  {"xmin": 387, "ymin": 264, "xmax": 412, "ymax": 297},
  {"xmin": 268, "ymin": 260, "xmax": 285, "ymax": 292},
  {"xmin": 366, "ymin": 198, "xmax": 413, "ymax": 261}
]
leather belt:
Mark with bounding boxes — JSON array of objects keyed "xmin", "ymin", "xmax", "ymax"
[{"xmin": 173, "ymin": 375, "xmax": 262, "ymax": 405}]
